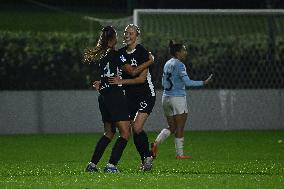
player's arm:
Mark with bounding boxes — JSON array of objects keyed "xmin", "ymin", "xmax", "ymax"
[
  {"xmin": 182, "ymin": 76, "xmax": 203, "ymax": 87},
  {"xmin": 178, "ymin": 64, "xmax": 203, "ymax": 87},
  {"xmin": 179, "ymin": 64, "xmax": 213, "ymax": 86},
  {"xmin": 121, "ymin": 54, "xmax": 154, "ymax": 77},
  {"xmin": 109, "ymin": 69, "xmax": 148, "ymax": 85},
  {"xmin": 203, "ymin": 74, "xmax": 213, "ymax": 85},
  {"xmin": 92, "ymin": 80, "xmax": 101, "ymax": 91}
]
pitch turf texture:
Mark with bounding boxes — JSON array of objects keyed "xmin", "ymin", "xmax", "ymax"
[
  {"xmin": 0, "ymin": 9, "xmax": 128, "ymax": 33},
  {"xmin": 0, "ymin": 131, "xmax": 283, "ymax": 188}
]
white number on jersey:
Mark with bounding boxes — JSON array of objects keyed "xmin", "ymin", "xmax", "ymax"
[{"xmin": 101, "ymin": 62, "xmax": 115, "ymax": 78}]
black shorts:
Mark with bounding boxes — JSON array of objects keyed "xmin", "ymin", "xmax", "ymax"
[
  {"xmin": 127, "ymin": 95, "xmax": 156, "ymax": 120},
  {"xmin": 98, "ymin": 90, "xmax": 130, "ymax": 123}
]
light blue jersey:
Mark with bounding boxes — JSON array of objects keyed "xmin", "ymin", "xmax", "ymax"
[{"xmin": 162, "ymin": 58, "xmax": 203, "ymax": 96}]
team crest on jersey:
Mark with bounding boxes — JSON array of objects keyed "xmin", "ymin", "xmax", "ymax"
[
  {"xmin": 120, "ymin": 55, "xmax": 126, "ymax": 62},
  {"xmin": 131, "ymin": 58, "xmax": 137, "ymax": 66}
]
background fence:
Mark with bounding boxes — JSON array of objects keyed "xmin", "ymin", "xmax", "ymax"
[
  {"xmin": 0, "ymin": 90, "xmax": 283, "ymax": 134},
  {"xmin": 135, "ymin": 9, "xmax": 284, "ymax": 89}
]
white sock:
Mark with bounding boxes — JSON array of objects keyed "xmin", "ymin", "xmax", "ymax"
[
  {"xmin": 175, "ymin": 137, "xmax": 184, "ymax": 156},
  {"xmin": 155, "ymin": 128, "xmax": 171, "ymax": 145}
]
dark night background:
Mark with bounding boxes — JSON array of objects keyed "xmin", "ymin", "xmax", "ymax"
[{"xmin": 1, "ymin": 0, "xmax": 284, "ymax": 10}]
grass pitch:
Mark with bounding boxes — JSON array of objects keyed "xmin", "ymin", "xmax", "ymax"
[
  {"xmin": 0, "ymin": 9, "xmax": 128, "ymax": 33},
  {"xmin": 0, "ymin": 131, "xmax": 283, "ymax": 188}
]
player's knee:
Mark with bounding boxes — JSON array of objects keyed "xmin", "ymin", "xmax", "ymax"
[
  {"xmin": 132, "ymin": 126, "xmax": 143, "ymax": 134},
  {"xmin": 120, "ymin": 130, "xmax": 130, "ymax": 140},
  {"xmin": 167, "ymin": 127, "xmax": 175, "ymax": 134},
  {"xmin": 104, "ymin": 130, "xmax": 115, "ymax": 139}
]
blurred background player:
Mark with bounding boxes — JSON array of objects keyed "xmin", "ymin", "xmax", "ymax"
[
  {"xmin": 109, "ymin": 24, "xmax": 155, "ymax": 171},
  {"xmin": 151, "ymin": 40, "xmax": 213, "ymax": 159}
]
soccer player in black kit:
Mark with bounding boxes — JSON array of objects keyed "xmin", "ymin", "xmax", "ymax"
[
  {"xmin": 84, "ymin": 26, "xmax": 154, "ymax": 173},
  {"xmin": 109, "ymin": 24, "xmax": 156, "ymax": 171}
]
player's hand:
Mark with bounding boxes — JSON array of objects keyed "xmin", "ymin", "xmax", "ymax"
[
  {"xmin": 109, "ymin": 76, "xmax": 122, "ymax": 85},
  {"xmin": 92, "ymin": 80, "xmax": 101, "ymax": 91},
  {"xmin": 204, "ymin": 74, "xmax": 213, "ymax": 85}
]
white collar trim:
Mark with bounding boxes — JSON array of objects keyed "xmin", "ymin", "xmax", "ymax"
[{"xmin": 126, "ymin": 48, "xmax": 136, "ymax": 54}]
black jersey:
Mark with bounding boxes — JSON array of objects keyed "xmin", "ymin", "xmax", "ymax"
[
  {"xmin": 117, "ymin": 44, "xmax": 155, "ymax": 97},
  {"xmin": 98, "ymin": 50, "xmax": 123, "ymax": 94}
]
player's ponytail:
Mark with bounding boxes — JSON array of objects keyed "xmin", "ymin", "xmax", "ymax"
[
  {"xmin": 169, "ymin": 40, "xmax": 183, "ymax": 58},
  {"xmin": 83, "ymin": 26, "xmax": 116, "ymax": 63}
]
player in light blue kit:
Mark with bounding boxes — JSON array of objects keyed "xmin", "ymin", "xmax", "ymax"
[{"xmin": 151, "ymin": 40, "xmax": 212, "ymax": 159}]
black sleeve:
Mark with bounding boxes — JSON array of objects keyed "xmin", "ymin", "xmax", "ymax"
[{"xmin": 138, "ymin": 44, "xmax": 150, "ymax": 63}]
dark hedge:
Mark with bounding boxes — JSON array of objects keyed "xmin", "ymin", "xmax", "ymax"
[{"xmin": 0, "ymin": 31, "xmax": 283, "ymax": 90}]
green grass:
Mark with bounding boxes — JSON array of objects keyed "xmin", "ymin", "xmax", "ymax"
[
  {"xmin": 0, "ymin": 131, "xmax": 283, "ymax": 188},
  {"xmin": 0, "ymin": 9, "xmax": 128, "ymax": 33}
]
